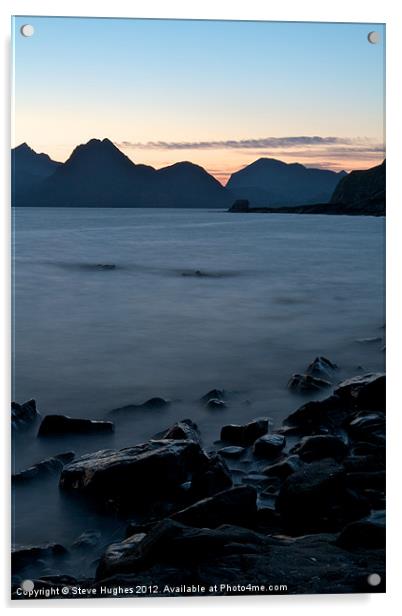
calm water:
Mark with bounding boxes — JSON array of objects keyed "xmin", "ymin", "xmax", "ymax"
[{"xmin": 12, "ymin": 207, "xmax": 385, "ymax": 575}]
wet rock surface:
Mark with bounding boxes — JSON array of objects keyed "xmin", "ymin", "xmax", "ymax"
[
  {"xmin": 12, "ymin": 452, "xmax": 75, "ymax": 483},
  {"xmin": 12, "ymin": 370, "xmax": 385, "ymax": 597},
  {"xmin": 38, "ymin": 415, "xmax": 114, "ymax": 436},
  {"xmin": 12, "ymin": 399, "xmax": 38, "ymax": 429}
]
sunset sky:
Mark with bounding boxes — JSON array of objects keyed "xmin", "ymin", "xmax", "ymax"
[{"xmin": 12, "ymin": 17, "xmax": 385, "ymax": 184}]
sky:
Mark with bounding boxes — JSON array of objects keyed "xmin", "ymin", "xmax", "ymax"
[{"xmin": 12, "ymin": 17, "xmax": 385, "ymax": 184}]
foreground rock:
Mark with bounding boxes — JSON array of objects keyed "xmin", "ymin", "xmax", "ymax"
[
  {"xmin": 170, "ymin": 486, "xmax": 257, "ymax": 529},
  {"xmin": 334, "ymin": 373, "xmax": 385, "ymax": 411},
  {"xmin": 276, "ymin": 459, "xmax": 370, "ymax": 531},
  {"xmin": 38, "ymin": 415, "xmax": 114, "ymax": 436},
  {"xmin": 11, "ymin": 399, "xmax": 38, "ymax": 429},
  {"xmin": 253, "ymin": 434, "xmax": 286, "ymax": 458},
  {"xmin": 12, "ymin": 452, "xmax": 75, "ymax": 483},
  {"xmin": 290, "ymin": 435, "xmax": 348, "ymax": 462},
  {"xmin": 288, "ymin": 373, "xmax": 331, "ymax": 393},
  {"xmin": 12, "ymin": 543, "xmax": 67, "ymax": 573},
  {"xmin": 96, "ymin": 519, "xmax": 264, "ymax": 581},
  {"xmin": 336, "ymin": 511, "xmax": 385, "ymax": 549},
  {"xmin": 220, "ymin": 418, "xmax": 269, "ymax": 446},
  {"xmin": 60, "ymin": 438, "xmax": 207, "ymax": 511},
  {"xmin": 190, "ymin": 453, "xmax": 232, "ymax": 498}
]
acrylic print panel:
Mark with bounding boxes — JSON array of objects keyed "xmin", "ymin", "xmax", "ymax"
[{"xmin": 11, "ymin": 16, "xmax": 385, "ymax": 600}]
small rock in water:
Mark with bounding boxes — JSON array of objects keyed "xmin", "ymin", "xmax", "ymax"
[
  {"xmin": 12, "ymin": 452, "xmax": 75, "ymax": 482},
  {"xmin": 96, "ymin": 264, "xmax": 116, "ymax": 270},
  {"xmin": 220, "ymin": 418, "xmax": 269, "ymax": 446},
  {"xmin": 11, "ymin": 399, "xmax": 38, "ymax": 429},
  {"xmin": 38, "ymin": 414, "xmax": 114, "ymax": 436},
  {"xmin": 291, "ymin": 434, "xmax": 348, "ymax": 462},
  {"xmin": 111, "ymin": 397, "xmax": 170, "ymax": 412},
  {"xmin": 72, "ymin": 530, "xmax": 101, "ymax": 550},
  {"xmin": 288, "ymin": 373, "xmax": 332, "ymax": 393},
  {"xmin": 200, "ymin": 388, "xmax": 225, "ymax": 403},
  {"xmin": 160, "ymin": 419, "xmax": 201, "ymax": 443},
  {"xmin": 206, "ymin": 398, "xmax": 227, "ymax": 409},
  {"xmin": 219, "ymin": 446, "xmax": 245, "ymax": 459},
  {"xmin": 306, "ymin": 356, "xmax": 338, "ymax": 380},
  {"xmin": 253, "ymin": 434, "xmax": 286, "ymax": 458}
]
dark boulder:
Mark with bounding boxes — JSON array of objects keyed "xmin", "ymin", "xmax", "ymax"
[
  {"xmin": 160, "ymin": 419, "xmax": 201, "ymax": 443},
  {"xmin": 288, "ymin": 373, "xmax": 332, "ymax": 393},
  {"xmin": 220, "ymin": 418, "xmax": 269, "ymax": 446},
  {"xmin": 263, "ymin": 455, "xmax": 303, "ymax": 479},
  {"xmin": 59, "ymin": 439, "xmax": 207, "ymax": 511},
  {"xmin": 12, "ymin": 543, "xmax": 67, "ymax": 573},
  {"xmin": 96, "ymin": 518, "xmax": 263, "ymax": 581},
  {"xmin": 171, "ymin": 485, "xmax": 257, "ymax": 529},
  {"xmin": 283, "ymin": 394, "xmax": 351, "ymax": 434},
  {"xmin": 336, "ymin": 511, "xmax": 385, "ymax": 549},
  {"xmin": 306, "ymin": 356, "xmax": 338, "ymax": 380},
  {"xmin": 190, "ymin": 453, "xmax": 233, "ymax": 498},
  {"xmin": 38, "ymin": 414, "xmax": 114, "ymax": 436},
  {"xmin": 276, "ymin": 459, "xmax": 370, "ymax": 531},
  {"xmin": 11, "ymin": 399, "xmax": 38, "ymax": 429},
  {"xmin": 253, "ymin": 434, "xmax": 286, "ymax": 458},
  {"xmin": 334, "ymin": 373, "xmax": 385, "ymax": 411},
  {"xmin": 291, "ymin": 435, "xmax": 348, "ymax": 462},
  {"xmin": 12, "ymin": 452, "xmax": 75, "ymax": 482},
  {"xmin": 347, "ymin": 413, "xmax": 385, "ymax": 442}
]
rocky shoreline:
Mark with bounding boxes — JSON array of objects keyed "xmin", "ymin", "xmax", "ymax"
[
  {"xmin": 228, "ymin": 199, "xmax": 385, "ymax": 217},
  {"xmin": 11, "ymin": 368, "xmax": 385, "ymax": 598}
]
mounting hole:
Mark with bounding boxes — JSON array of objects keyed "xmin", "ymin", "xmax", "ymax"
[
  {"xmin": 367, "ymin": 573, "xmax": 382, "ymax": 587},
  {"xmin": 21, "ymin": 579, "xmax": 34, "ymax": 592},
  {"xmin": 367, "ymin": 31, "xmax": 380, "ymax": 44},
  {"xmin": 20, "ymin": 24, "xmax": 34, "ymax": 38}
]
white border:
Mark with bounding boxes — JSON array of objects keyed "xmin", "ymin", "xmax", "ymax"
[{"xmin": 1, "ymin": 0, "xmax": 401, "ymax": 613}]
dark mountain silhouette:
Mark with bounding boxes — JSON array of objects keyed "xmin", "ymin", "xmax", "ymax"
[
  {"xmin": 226, "ymin": 157, "xmax": 346, "ymax": 206},
  {"xmin": 12, "ymin": 143, "xmax": 61, "ymax": 204},
  {"xmin": 330, "ymin": 160, "xmax": 385, "ymax": 212},
  {"xmin": 12, "ymin": 139, "xmax": 231, "ymax": 208}
]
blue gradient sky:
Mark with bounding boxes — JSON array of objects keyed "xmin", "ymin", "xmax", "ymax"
[{"xmin": 12, "ymin": 16, "xmax": 385, "ymax": 182}]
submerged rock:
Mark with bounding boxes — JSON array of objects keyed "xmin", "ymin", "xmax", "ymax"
[
  {"xmin": 288, "ymin": 373, "xmax": 332, "ymax": 393},
  {"xmin": 38, "ymin": 415, "xmax": 114, "ymax": 436},
  {"xmin": 60, "ymin": 438, "xmax": 207, "ymax": 511},
  {"xmin": 253, "ymin": 434, "xmax": 286, "ymax": 458},
  {"xmin": 200, "ymin": 389, "xmax": 225, "ymax": 403},
  {"xmin": 11, "ymin": 399, "xmax": 38, "ymax": 429},
  {"xmin": 206, "ymin": 399, "xmax": 227, "ymax": 409},
  {"xmin": 228, "ymin": 199, "xmax": 250, "ymax": 213},
  {"xmin": 12, "ymin": 452, "xmax": 75, "ymax": 482},
  {"xmin": 220, "ymin": 418, "xmax": 269, "ymax": 446},
  {"xmin": 290, "ymin": 435, "xmax": 348, "ymax": 462},
  {"xmin": 112, "ymin": 397, "xmax": 170, "ymax": 413}
]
